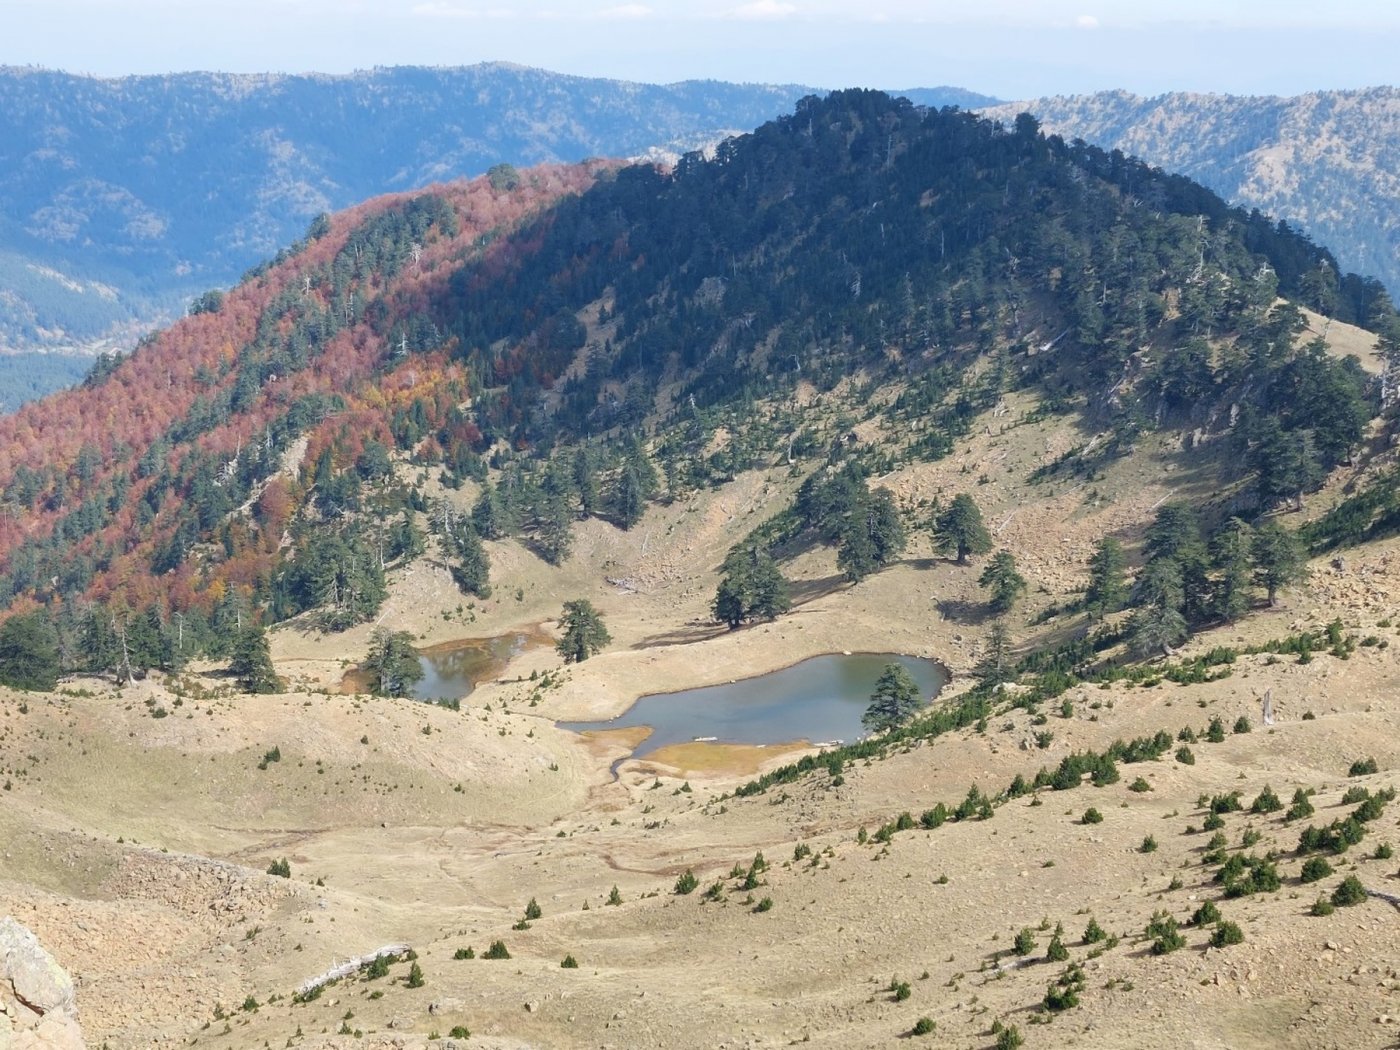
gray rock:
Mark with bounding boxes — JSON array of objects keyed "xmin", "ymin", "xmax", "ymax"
[{"xmin": 0, "ymin": 917, "xmax": 85, "ymax": 1049}]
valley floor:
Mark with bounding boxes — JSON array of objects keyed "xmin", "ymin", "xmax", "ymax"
[{"xmin": 4, "ymin": 407, "xmax": 1400, "ymax": 1050}]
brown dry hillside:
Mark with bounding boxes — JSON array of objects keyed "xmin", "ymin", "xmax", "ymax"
[
  {"xmin": 2, "ymin": 90, "xmax": 1399, "ymax": 1050},
  {"xmin": 3, "ymin": 355, "xmax": 1399, "ymax": 1048}
]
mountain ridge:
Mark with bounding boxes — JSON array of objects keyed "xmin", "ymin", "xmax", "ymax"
[
  {"xmin": 980, "ymin": 86, "xmax": 1400, "ymax": 302},
  {"xmin": 0, "ymin": 63, "xmax": 992, "ymax": 363}
]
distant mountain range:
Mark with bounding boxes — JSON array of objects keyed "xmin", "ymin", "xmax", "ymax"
[
  {"xmin": 0, "ymin": 63, "xmax": 991, "ymax": 363},
  {"xmin": 4, "ymin": 66, "xmax": 1399, "ymax": 413},
  {"xmin": 981, "ymin": 88, "xmax": 1400, "ymax": 308}
]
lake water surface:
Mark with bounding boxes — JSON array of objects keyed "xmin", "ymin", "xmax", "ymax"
[
  {"xmin": 560, "ymin": 652, "xmax": 946, "ymax": 760},
  {"xmin": 344, "ymin": 630, "xmax": 538, "ymax": 701},
  {"xmin": 412, "ymin": 631, "xmax": 536, "ymax": 702}
]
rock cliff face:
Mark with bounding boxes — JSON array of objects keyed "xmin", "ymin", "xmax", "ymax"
[{"xmin": 0, "ymin": 918, "xmax": 86, "ymax": 1049}]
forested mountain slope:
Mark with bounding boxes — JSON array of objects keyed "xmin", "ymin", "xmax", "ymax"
[
  {"xmin": 0, "ymin": 64, "xmax": 991, "ymax": 368},
  {"xmin": 0, "ymin": 89, "xmax": 1392, "ymax": 685},
  {"xmin": 981, "ymin": 88, "xmax": 1400, "ymax": 301}
]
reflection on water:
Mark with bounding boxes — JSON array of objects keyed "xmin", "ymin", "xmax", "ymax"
[
  {"xmin": 343, "ymin": 631, "xmax": 536, "ymax": 701},
  {"xmin": 560, "ymin": 652, "xmax": 946, "ymax": 761},
  {"xmin": 412, "ymin": 632, "xmax": 535, "ymax": 702}
]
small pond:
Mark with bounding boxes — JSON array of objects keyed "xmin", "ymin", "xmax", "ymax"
[
  {"xmin": 412, "ymin": 631, "xmax": 538, "ymax": 702},
  {"xmin": 343, "ymin": 630, "xmax": 538, "ymax": 701},
  {"xmin": 559, "ymin": 652, "xmax": 946, "ymax": 761}
]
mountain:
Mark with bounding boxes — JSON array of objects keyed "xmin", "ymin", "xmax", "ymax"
[
  {"xmin": 0, "ymin": 88, "xmax": 1387, "ymax": 650},
  {"xmin": 0, "ymin": 64, "xmax": 993, "ymax": 368},
  {"xmin": 1, "ymin": 90, "xmax": 1398, "ymax": 1050},
  {"xmin": 981, "ymin": 88, "xmax": 1400, "ymax": 304}
]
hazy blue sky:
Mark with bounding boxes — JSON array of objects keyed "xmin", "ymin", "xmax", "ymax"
[{"xmin": 6, "ymin": 0, "xmax": 1398, "ymax": 98}]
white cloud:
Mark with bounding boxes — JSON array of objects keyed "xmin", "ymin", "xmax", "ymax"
[
  {"xmin": 1076, "ymin": 13, "xmax": 1100, "ymax": 29},
  {"xmin": 729, "ymin": 0, "xmax": 797, "ymax": 20},
  {"xmin": 596, "ymin": 3, "xmax": 653, "ymax": 17}
]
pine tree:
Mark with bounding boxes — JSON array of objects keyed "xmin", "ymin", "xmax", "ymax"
[
  {"xmin": 0, "ymin": 611, "xmax": 60, "ymax": 691},
  {"xmin": 572, "ymin": 446, "xmax": 599, "ymax": 518},
  {"xmin": 1143, "ymin": 502, "xmax": 1212, "ymax": 622},
  {"xmin": 1127, "ymin": 603, "xmax": 1188, "ymax": 659},
  {"xmin": 978, "ymin": 550, "xmax": 1027, "ymax": 614},
  {"xmin": 536, "ymin": 492, "xmax": 574, "ymax": 565},
  {"xmin": 933, "ymin": 493, "xmax": 991, "ymax": 565},
  {"xmin": 862, "ymin": 663, "xmax": 923, "ymax": 733},
  {"xmin": 713, "ymin": 546, "xmax": 790, "ymax": 628},
  {"xmin": 1211, "ymin": 517, "xmax": 1255, "ymax": 623},
  {"xmin": 556, "ymin": 600, "xmax": 611, "ymax": 663},
  {"xmin": 973, "ymin": 620, "xmax": 1016, "ymax": 686},
  {"xmin": 471, "ymin": 481, "xmax": 513, "ymax": 540},
  {"xmin": 1083, "ymin": 537, "xmax": 1128, "ymax": 619},
  {"xmin": 230, "ymin": 623, "xmax": 279, "ymax": 693},
  {"xmin": 365, "ymin": 627, "xmax": 423, "ymax": 697},
  {"xmin": 1252, "ymin": 522, "xmax": 1305, "ymax": 607},
  {"xmin": 447, "ymin": 521, "xmax": 491, "ymax": 598}
]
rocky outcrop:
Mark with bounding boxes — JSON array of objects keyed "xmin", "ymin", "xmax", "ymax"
[{"xmin": 0, "ymin": 918, "xmax": 86, "ymax": 1049}]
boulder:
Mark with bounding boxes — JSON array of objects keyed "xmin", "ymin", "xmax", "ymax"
[{"xmin": 0, "ymin": 918, "xmax": 85, "ymax": 1049}]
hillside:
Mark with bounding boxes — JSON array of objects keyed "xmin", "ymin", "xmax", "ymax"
[
  {"xmin": 0, "ymin": 64, "xmax": 991, "ymax": 371},
  {"xmin": 980, "ymin": 88, "xmax": 1400, "ymax": 309},
  {"xmin": 1, "ymin": 91, "xmax": 1399, "ymax": 1049}
]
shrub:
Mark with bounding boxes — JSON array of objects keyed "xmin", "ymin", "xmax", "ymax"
[
  {"xmin": 754, "ymin": 897, "xmax": 773, "ymax": 913},
  {"xmin": 1042, "ymin": 965, "xmax": 1085, "ymax": 1012},
  {"xmin": 674, "ymin": 869, "xmax": 699, "ymax": 895},
  {"xmin": 524, "ymin": 897, "xmax": 542, "ymax": 921},
  {"xmin": 1210, "ymin": 792, "xmax": 1244, "ymax": 814},
  {"xmin": 364, "ymin": 954, "xmax": 392, "ymax": 978},
  {"xmin": 891, "ymin": 979, "xmax": 911, "ymax": 1002},
  {"xmin": 1300, "ymin": 857, "xmax": 1333, "ymax": 883},
  {"xmin": 1082, "ymin": 918, "xmax": 1105, "ymax": 944},
  {"xmin": 266, "ymin": 858, "xmax": 291, "ymax": 878},
  {"xmin": 606, "ymin": 886, "xmax": 622, "ymax": 906},
  {"xmin": 1190, "ymin": 900, "xmax": 1221, "ymax": 926},
  {"xmin": 561, "ymin": 954, "xmax": 578, "ymax": 969},
  {"xmin": 1046, "ymin": 933, "xmax": 1069, "ymax": 962},
  {"xmin": 1210, "ymin": 921, "xmax": 1244, "ymax": 947},
  {"xmin": 1014, "ymin": 927, "xmax": 1037, "ymax": 955},
  {"xmin": 1176, "ymin": 745, "xmax": 1196, "ymax": 765},
  {"xmin": 405, "ymin": 962, "xmax": 424, "ymax": 988},
  {"xmin": 1251, "ymin": 785, "xmax": 1282, "ymax": 814},
  {"xmin": 1081, "ymin": 807, "xmax": 1103, "ymax": 825},
  {"xmin": 996, "ymin": 1026, "xmax": 1025, "ymax": 1050},
  {"xmin": 1129, "ymin": 777, "xmax": 1151, "ymax": 793},
  {"xmin": 1331, "ymin": 876, "xmax": 1367, "ymax": 907},
  {"xmin": 1354, "ymin": 795, "xmax": 1386, "ymax": 823},
  {"xmin": 452, "ymin": 947, "xmax": 474, "ymax": 961},
  {"xmin": 1206, "ymin": 717, "xmax": 1226, "ymax": 743},
  {"xmin": 1146, "ymin": 912, "xmax": 1185, "ymax": 955},
  {"xmin": 1203, "ymin": 830, "xmax": 1229, "ymax": 864},
  {"xmin": 484, "ymin": 940, "xmax": 511, "ymax": 960},
  {"xmin": 1375, "ymin": 843, "xmax": 1394, "ymax": 860},
  {"xmin": 241, "ymin": 996, "xmax": 258, "ymax": 1012},
  {"xmin": 1348, "ymin": 757, "xmax": 1379, "ymax": 777},
  {"xmin": 920, "ymin": 804, "xmax": 948, "ymax": 829},
  {"xmin": 1140, "ymin": 834, "xmax": 1158, "ymax": 854},
  {"xmin": 1203, "ymin": 812, "xmax": 1225, "ymax": 831},
  {"xmin": 1286, "ymin": 789, "xmax": 1315, "ymax": 822},
  {"xmin": 449, "ymin": 1027, "xmax": 470, "ymax": 1039},
  {"xmin": 912, "ymin": 1016, "xmax": 935, "ymax": 1036},
  {"xmin": 1310, "ymin": 896, "xmax": 1336, "ymax": 916},
  {"xmin": 1233, "ymin": 716, "xmax": 1251, "ymax": 735}
]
